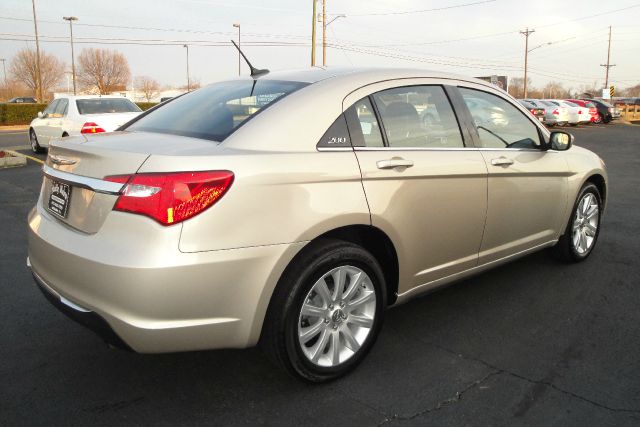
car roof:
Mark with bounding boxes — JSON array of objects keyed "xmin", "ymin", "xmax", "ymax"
[{"xmin": 231, "ymin": 66, "xmax": 497, "ymax": 88}]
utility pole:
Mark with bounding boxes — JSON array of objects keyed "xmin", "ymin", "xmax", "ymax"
[
  {"xmin": 601, "ymin": 26, "xmax": 616, "ymax": 89},
  {"xmin": 0, "ymin": 58, "xmax": 6, "ymax": 86},
  {"xmin": 233, "ymin": 23, "xmax": 241, "ymax": 76},
  {"xmin": 520, "ymin": 27, "xmax": 535, "ymax": 98},
  {"xmin": 183, "ymin": 44, "xmax": 190, "ymax": 92},
  {"xmin": 322, "ymin": 0, "xmax": 327, "ymax": 66},
  {"xmin": 311, "ymin": 0, "xmax": 317, "ymax": 66},
  {"xmin": 63, "ymin": 16, "xmax": 78, "ymax": 95},
  {"xmin": 31, "ymin": 0, "xmax": 43, "ymax": 101}
]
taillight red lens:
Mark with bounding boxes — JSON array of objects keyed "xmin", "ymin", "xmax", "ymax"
[
  {"xmin": 105, "ymin": 171, "xmax": 234, "ymax": 225},
  {"xmin": 552, "ymin": 109, "xmax": 559, "ymax": 115},
  {"xmin": 81, "ymin": 122, "xmax": 106, "ymax": 134}
]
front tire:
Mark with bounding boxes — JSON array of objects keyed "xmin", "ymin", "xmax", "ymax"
[
  {"xmin": 261, "ymin": 239, "xmax": 386, "ymax": 382},
  {"xmin": 29, "ymin": 129, "xmax": 42, "ymax": 153},
  {"xmin": 554, "ymin": 183, "xmax": 602, "ymax": 262},
  {"xmin": 594, "ymin": 113, "xmax": 603, "ymax": 124}
]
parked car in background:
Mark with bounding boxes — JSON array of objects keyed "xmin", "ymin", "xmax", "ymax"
[
  {"xmin": 526, "ymin": 99, "xmax": 569, "ymax": 126},
  {"xmin": 518, "ymin": 99, "xmax": 546, "ymax": 123},
  {"xmin": 28, "ymin": 68, "xmax": 608, "ymax": 382},
  {"xmin": 28, "ymin": 95, "xmax": 143, "ymax": 153},
  {"xmin": 545, "ymin": 100, "xmax": 589, "ymax": 125},
  {"xmin": 7, "ymin": 97, "xmax": 38, "ymax": 103},
  {"xmin": 580, "ymin": 99, "xmax": 617, "ymax": 124},
  {"xmin": 565, "ymin": 99, "xmax": 598, "ymax": 123}
]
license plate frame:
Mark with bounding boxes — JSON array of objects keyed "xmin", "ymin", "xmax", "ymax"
[{"xmin": 48, "ymin": 180, "xmax": 72, "ymax": 219}]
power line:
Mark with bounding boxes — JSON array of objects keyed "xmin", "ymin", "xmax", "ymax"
[{"xmin": 346, "ymin": 0, "xmax": 496, "ymax": 17}]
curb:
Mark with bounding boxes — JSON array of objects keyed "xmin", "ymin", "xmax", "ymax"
[{"xmin": 0, "ymin": 125, "xmax": 30, "ymax": 131}]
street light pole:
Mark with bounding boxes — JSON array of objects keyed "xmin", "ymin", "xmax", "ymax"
[
  {"xmin": 63, "ymin": 16, "xmax": 78, "ymax": 95},
  {"xmin": 31, "ymin": 0, "xmax": 43, "ymax": 101},
  {"xmin": 322, "ymin": 0, "xmax": 327, "ymax": 66},
  {"xmin": 520, "ymin": 27, "xmax": 535, "ymax": 98},
  {"xmin": 183, "ymin": 44, "xmax": 190, "ymax": 92},
  {"xmin": 233, "ymin": 23, "xmax": 241, "ymax": 76}
]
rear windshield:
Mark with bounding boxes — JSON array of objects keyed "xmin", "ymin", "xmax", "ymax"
[
  {"xmin": 76, "ymin": 98, "xmax": 141, "ymax": 115},
  {"xmin": 124, "ymin": 80, "xmax": 308, "ymax": 142}
]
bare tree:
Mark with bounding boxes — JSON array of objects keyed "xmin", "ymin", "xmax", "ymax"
[
  {"xmin": 77, "ymin": 48, "xmax": 131, "ymax": 94},
  {"xmin": 179, "ymin": 78, "xmax": 201, "ymax": 91},
  {"xmin": 134, "ymin": 76, "xmax": 160, "ymax": 102},
  {"xmin": 507, "ymin": 77, "xmax": 533, "ymax": 99},
  {"xmin": 9, "ymin": 48, "xmax": 64, "ymax": 100},
  {"xmin": 541, "ymin": 81, "xmax": 570, "ymax": 99},
  {"xmin": 621, "ymin": 83, "xmax": 640, "ymax": 97}
]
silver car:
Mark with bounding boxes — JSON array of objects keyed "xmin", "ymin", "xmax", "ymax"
[{"xmin": 28, "ymin": 68, "xmax": 607, "ymax": 382}]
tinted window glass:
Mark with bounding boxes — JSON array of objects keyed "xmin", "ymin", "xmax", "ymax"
[
  {"xmin": 317, "ymin": 115, "xmax": 351, "ymax": 148},
  {"xmin": 76, "ymin": 98, "xmax": 141, "ymax": 115},
  {"xmin": 43, "ymin": 100, "xmax": 59, "ymax": 117},
  {"xmin": 460, "ymin": 88, "xmax": 541, "ymax": 149},
  {"xmin": 126, "ymin": 80, "xmax": 307, "ymax": 142},
  {"xmin": 346, "ymin": 97, "xmax": 384, "ymax": 147},
  {"xmin": 372, "ymin": 85, "xmax": 463, "ymax": 148}
]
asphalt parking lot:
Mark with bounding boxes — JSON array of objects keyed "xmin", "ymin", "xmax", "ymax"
[{"xmin": 1, "ymin": 124, "xmax": 639, "ymax": 425}]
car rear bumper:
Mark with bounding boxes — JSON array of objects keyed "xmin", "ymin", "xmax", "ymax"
[{"xmin": 27, "ymin": 205, "xmax": 306, "ymax": 353}]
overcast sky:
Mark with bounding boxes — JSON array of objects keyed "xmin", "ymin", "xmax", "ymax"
[{"xmin": 1, "ymin": 0, "xmax": 639, "ymax": 91}]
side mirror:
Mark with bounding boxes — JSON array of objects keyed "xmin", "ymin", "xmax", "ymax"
[
  {"xmin": 37, "ymin": 111, "xmax": 43, "ymax": 118},
  {"xmin": 549, "ymin": 131, "xmax": 573, "ymax": 151}
]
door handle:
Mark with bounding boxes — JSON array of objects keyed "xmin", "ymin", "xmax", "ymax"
[
  {"xmin": 490, "ymin": 157, "xmax": 514, "ymax": 166},
  {"xmin": 376, "ymin": 158, "xmax": 414, "ymax": 170}
]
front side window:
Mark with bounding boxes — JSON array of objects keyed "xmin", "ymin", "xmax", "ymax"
[
  {"xmin": 372, "ymin": 86, "xmax": 464, "ymax": 148},
  {"xmin": 460, "ymin": 88, "xmax": 541, "ymax": 149},
  {"xmin": 125, "ymin": 80, "xmax": 307, "ymax": 142},
  {"xmin": 43, "ymin": 100, "xmax": 59, "ymax": 117},
  {"xmin": 52, "ymin": 99, "xmax": 68, "ymax": 117}
]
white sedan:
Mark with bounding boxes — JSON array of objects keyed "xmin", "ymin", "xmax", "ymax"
[{"xmin": 29, "ymin": 95, "xmax": 143, "ymax": 153}]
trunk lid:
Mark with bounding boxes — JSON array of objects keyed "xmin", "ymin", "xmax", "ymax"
[
  {"xmin": 42, "ymin": 131, "xmax": 220, "ymax": 234},
  {"xmin": 80, "ymin": 112, "xmax": 141, "ymax": 132}
]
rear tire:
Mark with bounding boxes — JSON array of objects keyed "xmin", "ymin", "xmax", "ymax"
[
  {"xmin": 553, "ymin": 183, "xmax": 602, "ymax": 263},
  {"xmin": 29, "ymin": 129, "xmax": 42, "ymax": 153},
  {"xmin": 261, "ymin": 238, "xmax": 386, "ymax": 382}
]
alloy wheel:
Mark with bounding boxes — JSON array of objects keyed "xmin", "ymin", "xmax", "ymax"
[
  {"xmin": 297, "ymin": 265, "xmax": 376, "ymax": 367},
  {"xmin": 572, "ymin": 192, "xmax": 599, "ymax": 255}
]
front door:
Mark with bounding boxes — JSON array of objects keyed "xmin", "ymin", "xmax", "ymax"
[
  {"xmin": 455, "ymin": 86, "xmax": 570, "ymax": 264},
  {"xmin": 346, "ymin": 82, "xmax": 488, "ymax": 295}
]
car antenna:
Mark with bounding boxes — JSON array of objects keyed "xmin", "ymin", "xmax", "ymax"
[{"xmin": 230, "ymin": 40, "xmax": 269, "ymax": 78}]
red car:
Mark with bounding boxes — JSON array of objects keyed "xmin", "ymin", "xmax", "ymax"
[{"xmin": 566, "ymin": 99, "xmax": 598, "ymax": 123}]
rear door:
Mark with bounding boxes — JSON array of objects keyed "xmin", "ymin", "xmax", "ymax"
[
  {"xmin": 453, "ymin": 85, "xmax": 569, "ymax": 264},
  {"xmin": 346, "ymin": 81, "xmax": 488, "ymax": 295},
  {"xmin": 47, "ymin": 98, "xmax": 69, "ymax": 139}
]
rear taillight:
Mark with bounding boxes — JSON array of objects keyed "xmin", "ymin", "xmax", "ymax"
[
  {"xmin": 81, "ymin": 122, "xmax": 106, "ymax": 134},
  {"xmin": 105, "ymin": 171, "xmax": 234, "ymax": 225},
  {"xmin": 552, "ymin": 109, "xmax": 559, "ymax": 115}
]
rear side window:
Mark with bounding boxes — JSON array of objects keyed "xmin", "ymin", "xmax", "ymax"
[
  {"xmin": 345, "ymin": 97, "xmax": 384, "ymax": 147},
  {"xmin": 76, "ymin": 98, "xmax": 141, "ymax": 115},
  {"xmin": 126, "ymin": 80, "xmax": 307, "ymax": 142},
  {"xmin": 371, "ymin": 85, "xmax": 464, "ymax": 148}
]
